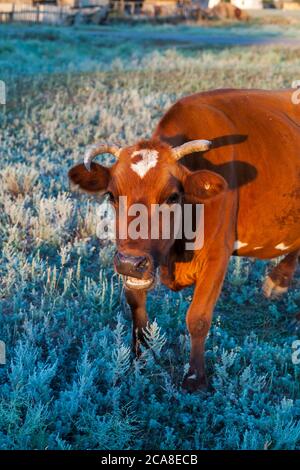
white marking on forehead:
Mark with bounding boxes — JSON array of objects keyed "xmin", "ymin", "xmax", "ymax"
[
  {"xmin": 253, "ymin": 246, "xmax": 263, "ymax": 250},
  {"xmin": 275, "ymin": 242, "xmax": 290, "ymax": 251},
  {"xmin": 130, "ymin": 149, "xmax": 159, "ymax": 179},
  {"xmin": 234, "ymin": 240, "xmax": 248, "ymax": 250}
]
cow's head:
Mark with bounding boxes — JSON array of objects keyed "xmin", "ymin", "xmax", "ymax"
[{"xmin": 68, "ymin": 139, "xmax": 227, "ymax": 290}]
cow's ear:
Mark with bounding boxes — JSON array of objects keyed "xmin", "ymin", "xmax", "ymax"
[
  {"xmin": 68, "ymin": 163, "xmax": 110, "ymax": 194},
  {"xmin": 183, "ymin": 170, "xmax": 228, "ymax": 201}
]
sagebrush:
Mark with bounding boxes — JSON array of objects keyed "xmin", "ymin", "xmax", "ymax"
[{"xmin": 1, "ymin": 23, "xmax": 300, "ymax": 450}]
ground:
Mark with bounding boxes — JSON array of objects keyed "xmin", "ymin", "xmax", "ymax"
[{"xmin": 1, "ymin": 22, "xmax": 300, "ymax": 450}]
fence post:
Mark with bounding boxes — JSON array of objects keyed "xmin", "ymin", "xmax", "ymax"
[
  {"xmin": 10, "ymin": 3, "xmax": 15, "ymax": 22},
  {"xmin": 37, "ymin": 3, "xmax": 40, "ymax": 23}
]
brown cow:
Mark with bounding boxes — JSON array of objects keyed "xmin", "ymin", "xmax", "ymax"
[{"xmin": 69, "ymin": 88, "xmax": 300, "ymax": 392}]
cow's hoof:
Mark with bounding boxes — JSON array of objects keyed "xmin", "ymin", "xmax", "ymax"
[
  {"xmin": 132, "ymin": 332, "xmax": 149, "ymax": 358},
  {"xmin": 132, "ymin": 339, "xmax": 145, "ymax": 360},
  {"xmin": 263, "ymin": 275, "xmax": 288, "ymax": 299},
  {"xmin": 182, "ymin": 372, "xmax": 208, "ymax": 393}
]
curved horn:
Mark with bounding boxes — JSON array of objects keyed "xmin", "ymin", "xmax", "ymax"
[
  {"xmin": 84, "ymin": 143, "xmax": 121, "ymax": 171},
  {"xmin": 173, "ymin": 139, "xmax": 212, "ymax": 161}
]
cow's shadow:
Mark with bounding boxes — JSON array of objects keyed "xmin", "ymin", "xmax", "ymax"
[
  {"xmin": 162, "ymin": 133, "xmax": 257, "ymax": 190},
  {"xmin": 161, "ymin": 134, "xmax": 257, "ymax": 266}
]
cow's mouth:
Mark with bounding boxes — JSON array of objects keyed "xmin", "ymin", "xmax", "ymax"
[{"xmin": 123, "ymin": 275, "xmax": 155, "ymax": 290}]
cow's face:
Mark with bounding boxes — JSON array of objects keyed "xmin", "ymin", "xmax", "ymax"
[{"xmin": 69, "ymin": 139, "xmax": 227, "ymax": 290}]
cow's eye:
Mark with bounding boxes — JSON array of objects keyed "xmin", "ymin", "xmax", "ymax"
[
  {"xmin": 165, "ymin": 193, "xmax": 180, "ymax": 205},
  {"xmin": 105, "ymin": 191, "xmax": 115, "ymax": 204}
]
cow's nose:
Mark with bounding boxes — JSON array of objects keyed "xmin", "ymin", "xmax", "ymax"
[{"xmin": 114, "ymin": 252, "xmax": 151, "ymax": 278}]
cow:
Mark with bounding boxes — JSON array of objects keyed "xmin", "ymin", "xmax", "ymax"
[{"xmin": 68, "ymin": 88, "xmax": 300, "ymax": 392}]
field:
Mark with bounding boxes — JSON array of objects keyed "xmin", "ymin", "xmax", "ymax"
[{"xmin": 1, "ymin": 22, "xmax": 300, "ymax": 450}]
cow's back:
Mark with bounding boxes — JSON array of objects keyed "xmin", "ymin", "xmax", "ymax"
[{"xmin": 154, "ymin": 89, "xmax": 300, "ymax": 258}]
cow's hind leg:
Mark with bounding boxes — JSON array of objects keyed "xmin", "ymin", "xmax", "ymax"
[{"xmin": 263, "ymin": 250, "xmax": 300, "ymax": 299}]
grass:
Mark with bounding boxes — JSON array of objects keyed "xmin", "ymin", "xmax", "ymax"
[{"xmin": 1, "ymin": 22, "xmax": 300, "ymax": 450}]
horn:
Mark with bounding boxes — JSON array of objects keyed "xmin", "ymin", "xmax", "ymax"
[
  {"xmin": 173, "ymin": 140, "xmax": 212, "ymax": 161},
  {"xmin": 84, "ymin": 143, "xmax": 121, "ymax": 171}
]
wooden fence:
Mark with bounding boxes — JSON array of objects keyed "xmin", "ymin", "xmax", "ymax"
[
  {"xmin": 110, "ymin": 0, "xmax": 181, "ymax": 17},
  {"xmin": 0, "ymin": 0, "xmax": 182, "ymax": 24},
  {"xmin": 0, "ymin": 3, "xmax": 71, "ymax": 23},
  {"xmin": 110, "ymin": 0, "xmax": 143, "ymax": 14}
]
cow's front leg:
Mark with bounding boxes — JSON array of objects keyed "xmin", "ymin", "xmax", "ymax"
[
  {"xmin": 125, "ymin": 288, "xmax": 148, "ymax": 358},
  {"xmin": 183, "ymin": 256, "xmax": 230, "ymax": 392}
]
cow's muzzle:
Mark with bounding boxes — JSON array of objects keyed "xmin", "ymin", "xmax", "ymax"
[{"xmin": 114, "ymin": 251, "xmax": 155, "ymax": 290}]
